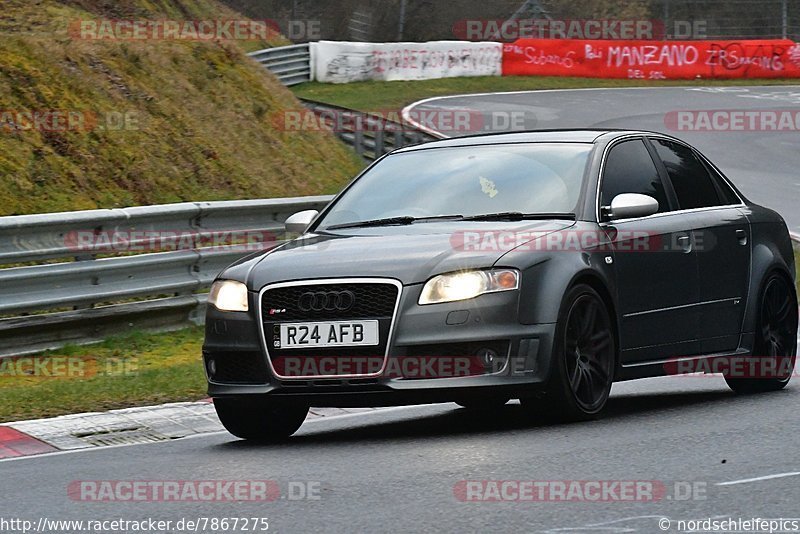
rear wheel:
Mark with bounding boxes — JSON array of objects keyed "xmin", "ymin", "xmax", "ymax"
[
  {"xmin": 214, "ymin": 398, "xmax": 309, "ymax": 441},
  {"xmin": 522, "ymin": 284, "xmax": 616, "ymax": 421},
  {"xmin": 726, "ymin": 274, "xmax": 797, "ymax": 394}
]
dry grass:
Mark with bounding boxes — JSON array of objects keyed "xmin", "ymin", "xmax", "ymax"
[{"xmin": 0, "ymin": 0, "xmax": 363, "ymax": 216}]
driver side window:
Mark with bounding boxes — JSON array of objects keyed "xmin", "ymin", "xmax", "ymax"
[{"xmin": 600, "ymin": 139, "xmax": 670, "ymax": 216}]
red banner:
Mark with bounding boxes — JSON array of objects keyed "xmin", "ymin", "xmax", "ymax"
[{"xmin": 503, "ymin": 39, "xmax": 800, "ymax": 80}]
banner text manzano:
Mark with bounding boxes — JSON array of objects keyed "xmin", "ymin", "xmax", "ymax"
[{"xmin": 503, "ymin": 39, "xmax": 800, "ymax": 80}]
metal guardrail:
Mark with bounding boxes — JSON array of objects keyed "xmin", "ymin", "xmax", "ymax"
[
  {"xmin": 246, "ymin": 44, "xmax": 438, "ymax": 160},
  {"xmin": 299, "ymin": 99, "xmax": 441, "ymax": 161},
  {"xmin": 0, "ymin": 197, "xmax": 797, "ymax": 358},
  {"xmin": 0, "ymin": 196, "xmax": 332, "ymax": 358},
  {"xmin": 0, "ymin": 51, "xmax": 439, "ymax": 356},
  {"xmin": 248, "ymin": 43, "xmax": 312, "ymax": 86}
]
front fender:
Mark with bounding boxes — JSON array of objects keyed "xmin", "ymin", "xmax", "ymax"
[{"xmin": 502, "ymin": 249, "xmax": 617, "ymax": 325}]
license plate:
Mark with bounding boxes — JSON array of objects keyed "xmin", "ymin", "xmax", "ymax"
[{"xmin": 278, "ymin": 321, "xmax": 379, "ymax": 349}]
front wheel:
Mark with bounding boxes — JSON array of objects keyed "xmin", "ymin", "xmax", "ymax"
[
  {"xmin": 726, "ymin": 273, "xmax": 797, "ymax": 394},
  {"xmin": 214, "ymin": 398, "xmax": 309, "ymax": 441},
  {"xmin": 522, "ymin": 284, "xmax": 616, "ymax": 422}
]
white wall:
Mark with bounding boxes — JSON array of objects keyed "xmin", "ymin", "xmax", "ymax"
[{"xmin": 311, "ymin": 40, "xmax": 503, "ymax": 83}]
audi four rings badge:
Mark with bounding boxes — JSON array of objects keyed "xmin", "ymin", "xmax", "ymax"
[{"xmin": 297, "ymin": 290, "xmax": 356, "ymax": 312}]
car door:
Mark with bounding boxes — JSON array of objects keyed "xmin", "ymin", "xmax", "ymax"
[
  {"xmin": 599, "ymin": 137, "xmax": 701, "ymax": 363},
  {"xmin": 649, "ymin": 138, "xmax": 751, "ymax": 354}
]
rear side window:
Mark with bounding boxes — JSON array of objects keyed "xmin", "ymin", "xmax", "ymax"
[
  {"xmin": 600, "ymin": 139, "xmax": 670, "ymax": 214},
  {"xmin": 703, "ymin": 161, "xmax": 741, "ymax": 205},
  {"xmin": 652, "ymin": 139, "xmax": 722, "ymax": 209}
]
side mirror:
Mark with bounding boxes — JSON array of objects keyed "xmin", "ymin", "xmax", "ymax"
[
  {"xmin": 285, "ymin": 210, "xmax": 319, "ymax": 234},
  {"xmin": 605, "ymin": 193, "xmax": 659, "ymax": 221}
]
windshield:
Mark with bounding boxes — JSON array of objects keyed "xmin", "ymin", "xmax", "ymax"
[{"xmin": 315, "ymin": 143, "xmax": 591, "ymax": 230}]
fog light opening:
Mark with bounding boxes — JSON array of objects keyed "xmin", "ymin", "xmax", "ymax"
[
  {"xmin": 477, "ymin": 348, "xmax": 500, "ymax": 370},
  {"xmin": 207, "ymin": 358, "xmax": 216, "ymax": 377}
]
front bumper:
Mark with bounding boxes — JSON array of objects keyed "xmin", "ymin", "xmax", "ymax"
[{"xmin": 203, "ymin": 282, "xmax": 557, "ymax": 407}]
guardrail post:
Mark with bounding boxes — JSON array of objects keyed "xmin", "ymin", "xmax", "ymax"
[
  {"xmin": 352, "ymin": 129, "xmax": 365, "ymax": 158},
  {"xmin": 374, "ymin": 129, "xmax": 385, "ymax": 156},
  {"xmin": 782, "ymin": 0, "xmax": 789, "ymax": 39}
]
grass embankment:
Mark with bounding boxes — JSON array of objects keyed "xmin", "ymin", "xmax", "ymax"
[
  {"xmin": 0, "ymin": 327, "xmax": 206, "ymax": 422},
  {"xmin": 0, "ymin": 0, "xmax": 364, "ymax": 420},
  {"xmin": 0, "ymin": 0, "xmax": 363, "ymax": 216},
  {"xmin": 292, "ymin": 76, "xmax": 800, "ymax": 112}
]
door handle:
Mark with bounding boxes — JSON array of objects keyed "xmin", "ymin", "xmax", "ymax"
[
  {"xmin": 736, "ymin": 229, "xmax": 748, "ymax": 246},
  {"xmin": 677, "ymin": 235, "xmax": 692, "ymax": 254}
]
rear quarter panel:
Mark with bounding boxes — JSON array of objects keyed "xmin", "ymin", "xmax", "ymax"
[{"xmin": 741, "ymin": 204, "xmax": 797, "ymax": 339}]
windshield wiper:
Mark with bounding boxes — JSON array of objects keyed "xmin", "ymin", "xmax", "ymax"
[
  {"xmin": 462, "ymin": 212, "xmax": 577, "ymax": 222},
  {"xmin": 325, "ymin": 214, "xmax": 464, "ymax": 231}
]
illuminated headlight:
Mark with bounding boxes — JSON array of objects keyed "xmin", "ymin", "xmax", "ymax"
[
  {"xmin": 418, "ymin": 269, "xmax": 519, "ymax": 305},
  {"xmin": 208, "ymin": 280, "xmax": 249, "ymax": 312}
]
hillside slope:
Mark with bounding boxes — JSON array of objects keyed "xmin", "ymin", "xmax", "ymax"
[{"xmin": 0, "ymin": 0, "xmax": 363, "ymax": 215}]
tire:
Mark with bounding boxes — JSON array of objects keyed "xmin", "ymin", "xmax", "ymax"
[
  {"xmin": 214, "ymin": 398, "xmax": 309, "ymax": 441},
  {"xmin": 522, "ymin": 284, "xmax": 616, "ymax": 422},
  {"xmin": 726, "ymin": 273, "xmax": 798, "ymax": 394}
]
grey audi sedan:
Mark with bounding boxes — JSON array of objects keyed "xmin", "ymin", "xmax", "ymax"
[{"xmin": 203, "ymin": 130, "xmax": 798, "ymax": 440}]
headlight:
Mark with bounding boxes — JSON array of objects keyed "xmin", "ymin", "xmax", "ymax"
[
  {"xmin": 208, "ymin": 280, "xmax": 249, "ymax": 312},
  {"xmin": 418, "ymin": 269, "xmax": 519, "ymax": 305}
]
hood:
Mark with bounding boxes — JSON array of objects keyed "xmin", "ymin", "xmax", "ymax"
[{"xmin": 221, "ymin": 220, "xmax": 575, "ymax": 288}]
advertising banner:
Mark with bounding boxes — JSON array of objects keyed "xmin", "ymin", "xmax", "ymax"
[{"xmin": 502, "ymin": 39, "xmax": 800, "ymax": 80}]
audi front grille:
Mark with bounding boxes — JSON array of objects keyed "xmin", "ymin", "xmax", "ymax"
[{"xmin": 259, "ymin": 279, "xmax": 402, "ymax": 379}]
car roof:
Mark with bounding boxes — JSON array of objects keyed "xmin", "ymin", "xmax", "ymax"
[{"xmin": 393, "ymin": 129, "xmax": 670, "ymax": 153}]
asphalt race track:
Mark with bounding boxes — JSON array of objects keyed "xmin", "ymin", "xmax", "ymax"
[
  {"xmin": 4, "ymin": 378, "xmax": 800, "ymax": 532},
  {"xmin": 3, "ymin": 88, "xmax": 800, "ymax": 533},
  {"xmin": 405, "ymin": 86, "xmax": 800, "ymax": 235}
]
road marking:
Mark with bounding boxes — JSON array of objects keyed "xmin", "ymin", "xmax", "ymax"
[
  {"xmin": 540, "ymin": 515, "xmax": 666, "ymax": 533},
  {"xmin": 539, "ymin": 515, "xmax": 731, "ymax": 533},
  {"xmin": 0, "ymin": 426, "xmax": 58, "ymax": 458},
  {"xmin": 716, "ymin": 471, "xmax": 800, "ymax": 486},
  {"xmin": 0, "ymin": 404, "xmax": 434, "ymax": 464},
  {"xmin": 400, "ymin": 85, "xmax": 800, "ymax": 138}
]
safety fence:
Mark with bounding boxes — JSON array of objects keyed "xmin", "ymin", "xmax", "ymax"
[
  {"xmin": 253, "ymin": 38, "xmax": 800, "ymax": 85},
  {"xmin": 298, "ymin": 99, "xmax": 439, "ymax": 161},
  {"xmin": 0, "ymin": 196, "xmax": 332, "ymax": 357}
]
